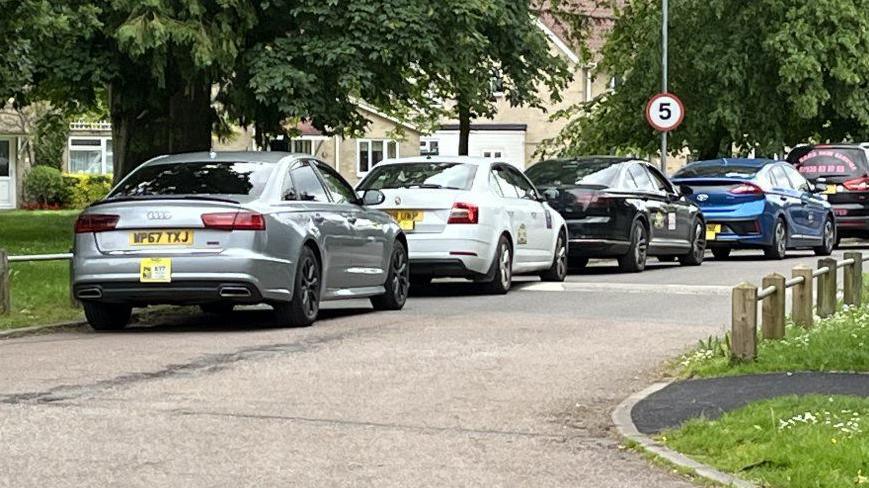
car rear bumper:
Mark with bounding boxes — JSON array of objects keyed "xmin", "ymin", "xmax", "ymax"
[
  {"xmin": 568, "ymin": 238, "xmax": 631, "ymax": 257},
  {"xmin": 72, "ymin": 252, "xmax": 294, "ymax": 303},
  {"xmin": 406, "ymin": 233, "xmax": 494, "ymax": 275},
  {"xmin": 705, "ymin": 215, "xmax": 772, "ymax": 248}
]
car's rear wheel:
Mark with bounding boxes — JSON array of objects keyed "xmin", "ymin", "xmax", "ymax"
[
  {"xmin": 711, "ymin": 247, "xmax": 731, "ymax": 260},
  {"xmin": 763, "ymin": 219, "xmax": 788, "ymax": 260},
  {"xmin": 483, "ymin": 235, "xmax": 512, "ymax": 294},
  {"xmin": 273, "ymin": 246, "xmax": 320, "ymax": 327},
  {"xmin": 200, "ymin": 303, "xmax": 234, "ymax": 315},
  {"xmin": 540, "ymin": 232, "xmax": 568, "ymax": 282},
  {"xmin": 618, "ymin": 220, "xmax": 648, "ymax": 273},
  {"xmin": 83, "ymin": 302, "xmax": 132, "ymax": 331},
  {"xmin": 679, "ymin": 219, "xmax": 706, "ymax": 266},
  {"xmin": 814, "ymin": 217, "xmax": 836, "ymax": 256},
  {"xmin": 371, "ymin": 240, "xmax": 410, "ymax": 310}
]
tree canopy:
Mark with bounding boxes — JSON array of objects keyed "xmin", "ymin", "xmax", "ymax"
[
  {"xmin": 3, "ymin": 0, "xmax": 572, "ymax": 178},
  {"xmin": 546, "ymin": 0, "xmax": 869, "ymax": 160}
]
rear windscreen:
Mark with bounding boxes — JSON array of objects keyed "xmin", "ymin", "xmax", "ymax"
[
  {"xmin": 790, "ymin": 148, "xmax": 867, "ymax": 177},
  {"xmin": 358, "ymin": 163, "xmax": 477, "ymax": 190},
  {"xmin": 110, "ymin": 161, "xmax": 275, "ymax": 198},
  {"xmin": 674, "ymin": 164, "xmax": 760, "ymax": 179},
  {"xmin": 526, "ymin": 160, "xmax": 623, "ymax": 187}
]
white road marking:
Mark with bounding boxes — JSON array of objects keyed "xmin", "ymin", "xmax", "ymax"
[{"xmin": 520, "ymin": 282, "xmax": 732, "ymax": 296}]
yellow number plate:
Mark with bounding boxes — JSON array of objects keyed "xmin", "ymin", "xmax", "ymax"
[
  {"xmin": 140, "ymin": 258, "xmax": 172, "ymax": 283},
  {"xmin": 706, "ymin": 224, "xmax": 722, "ymax": 241},
  {"xmin": 129, "ymin": 230, "xmax": 194, "ymax": 246},
  {"xmin": 388, "ymin": 210, "xmax": 424, "ymax": 231},
  {"xmin": 824, "ymin": 185, "xmax": 838, "ymax": 195}
]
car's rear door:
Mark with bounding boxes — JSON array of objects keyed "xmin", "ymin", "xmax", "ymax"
[
  {"xmin": 500, "ymin": 164, "xmax": 552, "ymax": 263},
  {"xmin": 646, "ymin": 165, "xmax": 693, "ymax": 246},
  {"xmin": 626, "ymin": 163, "xmax": 671, "ymax": 249},
  {"xmin": 491, "ymin": 164, "xmax": 535, "ymax": 264},
  {"xmin": 781, "ymin": 163, "xmax": 827, "ymax": 240},
  {"xmin": 769, "ymin": 164, "xmax": 813, "ymax": 241}
]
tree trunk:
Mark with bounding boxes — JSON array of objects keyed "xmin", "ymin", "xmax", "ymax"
[
  {"xmin": 110, "ymin": 76, "xmax": 212, "ymax": 182},
  {"xmin": 458, "ymin": 100, "xmax": 471, "ymax": 156}
]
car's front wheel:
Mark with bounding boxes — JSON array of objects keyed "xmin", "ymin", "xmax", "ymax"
[
  {"xmin": 814, "ymin": 217, "xmax": 836, "ymax": 256},
  {"xmin": 618, "ymin": 220, "xmax": 648, "ymax": 273},
  {"xmin": 540, "ymin": 232, "xmax": 568, "ymax": 282},
  {"xmin": 371, "ymin": 240, "xmax": 410, "ymax": 310},
  {"xmin": 83, "ymin": 302, "xmax": 132, "ymax": 331},
  {"xmin": 273, "ymin": 246, "xmax": 321, "ymax": 327}
]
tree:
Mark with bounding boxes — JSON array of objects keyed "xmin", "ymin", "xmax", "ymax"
[{"xmin": 545, "ymin": 0, "xmax": 869, "ymax": 160}]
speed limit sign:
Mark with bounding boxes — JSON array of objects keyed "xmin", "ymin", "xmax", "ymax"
[{"xmin": 645, "ymin": 93, "xmax": 684, "ymax": 132}]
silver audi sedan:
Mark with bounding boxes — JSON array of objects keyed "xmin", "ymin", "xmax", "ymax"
[{"xmin": 72, "ymin": 152, "xmax": 410, "ymax": 330}]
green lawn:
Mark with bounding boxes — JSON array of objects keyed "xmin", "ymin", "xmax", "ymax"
[
  {"xmin": 661, "ymin": 395, "xmax": 869, "ymax": 488},
  {"xmin": 675, "ymin": 291, "xmax": 869, "ymax": 378},
  {"xmin": 0, "ymin": 210, "xmax": 83, "ymax": 329}
]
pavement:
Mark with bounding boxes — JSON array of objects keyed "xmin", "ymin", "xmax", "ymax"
[
  {"xmin": 0, "ymin": 246, "xmax": 862, "ymax": 487},
  {"xmin": 632, "ymin": 372, "xmax": 869, "ymax": 435}
]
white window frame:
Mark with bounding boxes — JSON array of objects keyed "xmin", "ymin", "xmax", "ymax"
[
  {"xmin": 289, "ymin": 135, "xmax": 329, "ymax": 156},
  {"xmin": 69, "ymin": 136, "xmax": 112, "ymax": 174},
  {"xmin": 0, "ymin": 136, "xmax": 17, "ymax": 209},
  {"xmin": 356, "ymin": 139, "xmax": 399, "ymax": 177},
  {"xmin": 420, "ymin": 138, "xmax": 440, "ymax": 156}
]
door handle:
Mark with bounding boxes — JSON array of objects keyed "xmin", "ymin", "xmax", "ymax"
[{"xmin": 312, "ymin": 213, "xmax": 325, "ymax": 224}]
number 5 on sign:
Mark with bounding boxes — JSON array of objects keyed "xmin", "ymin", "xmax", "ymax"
[{"xmin": 645, "ymin": 93, "xmax": 685, "ymax": 133}]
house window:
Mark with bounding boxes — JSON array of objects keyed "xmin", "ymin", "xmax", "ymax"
[
  {"xmin": 290, "ymin": 139, "xmax": 314, "ymax": 155},
  {"xmin": 482, "ymin": 150, "xmax": 503, "ymax": 159},
  {"xmin": 69, "ymin": 137, "xmax": 112, "ymax": 174},
  {"xmin": 420, "ymin": 139, "xmax": 440, "ymax": 156},
  {"xmin": 357, "ymin": 139, "xmax": 398, "ymax": 175}
]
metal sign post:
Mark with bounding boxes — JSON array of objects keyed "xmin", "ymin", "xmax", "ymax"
[{"xmin": 661, "ymin": 0, "xmax": 668, "ymax": 175}]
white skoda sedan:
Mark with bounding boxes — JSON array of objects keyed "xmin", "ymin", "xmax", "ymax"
[{"xmin": 356, "ymin": 157, "xmax": 568, "ymax": 293}]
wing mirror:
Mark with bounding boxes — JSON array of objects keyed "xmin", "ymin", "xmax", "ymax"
[
  {"xmin": 542, "ymin": 188, "xmax": 560, "ymax": 201},
  {"xmin": 360, "ymin": 189, "xmax": 386, "ymax": 206},
  {"xmin": 678, "ymin": 184, "xmax": 694, "ymax": 197}
]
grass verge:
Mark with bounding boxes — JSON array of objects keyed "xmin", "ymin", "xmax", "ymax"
[
  {"xmin": 0, "ymin": 210, "xmax": 82, "ymax": 330},
  {"xmin": 660, "ymin": 395, "xmax": 869, "ymax": 488},
  {"xmin": 674, "ymin": 300, "xmax": 869, "ymax": 378}
]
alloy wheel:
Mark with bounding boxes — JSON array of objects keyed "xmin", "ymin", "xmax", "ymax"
[
  {"xmin": 776, "ymin": 222, "xmax": 786, "ymax": 256},
  {"xmin": 499, "ymin": 243, "xmax": 512, "ymax": 288},
  {"xmin": 555, "ymin": 236, "xmax": 567, "ymax": 278},
  {"xmin": 693, "ymin": 223, "xmax": 706, "ymax": 261},
  {"xmin": 391, "ymin": 247, "xmax": 410, "ymax": 303},
  {"xmin": 635, "ymin": 225, "xmax": 648, "ymax": 267},
  {"xmin": 299, "ymin": 257, "xmax": 320, "ymax": 319},
  {"xmin": 824, "ymin": 220, "xmax": 835, "ymax": 253}
]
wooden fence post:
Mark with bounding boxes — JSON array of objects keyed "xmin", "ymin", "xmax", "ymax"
[
  {"xmin": 762, "ymin": 273, "xmax": 786, "ymax": 340},
  {"xmin": 817, "ymin": 258, "xmax": 838, "ymax": 318},
  {"xmin": 0, "ymin": 249, "xmax": 9, "ymax": 316},
  {"xmin": 732, "ymin": 282, "xmax": 758, "ymax": 361},
  {"xmin": 843, "ymin": 252, "xmax": 863, "ymax": 307},
  {"xmin": 792, "ymin": 266, "xmax": 814, "ymax": 329}
]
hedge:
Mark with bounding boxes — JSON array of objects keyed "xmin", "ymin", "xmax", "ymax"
[{"xmin": 23, "ymin": 166, "xmax": 113, "ymax": 209}]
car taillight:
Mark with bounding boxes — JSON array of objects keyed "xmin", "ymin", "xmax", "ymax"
[
  {"xmin": 843, "ymin": 177, "xmax": 869, "ymax": 191},
  {"xmin": 201, "ymin": 211, "xmax": 266, "ymax": 231},
  {"xmin": 75, "ymin": 214, "xmax": 119, "ymax": 233},
  {"xmin": 729, "ymin": 183, "xmax": 764, "ymax": 195},
  {"xmin": 447, "ymin": 203, "xmax": 479, "ymax": 224}
]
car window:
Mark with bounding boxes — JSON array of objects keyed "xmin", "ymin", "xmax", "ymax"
[
  {"xmin": 492, "ymin": 166, "xmax": 522, "ymax": 198},
  {"xmin": 781, "ymin": 164, "xmax": 811, "ymax": 192},
  {"xmin": 526, "ymin": 160, "xmax": 625, "ymax": 187},
  {"xmin": 110, "ymin": 161, "xmax": 275, "ymax": 198},
  {"xmin": 646, "ymin": 166, "xmax": 674, "ymax": 193},
  {"xmin": 314, "ymin": 161, "xmax": 357, "ymax": 204},
  {"xmin": 358, "ymin": 162, "xmax": 477, "ymax": 191},
  {"xmin": 789, "ymin": 147, "xmax": 868, "ymax": 178},
  {"xmin": 502, "ymin": 166, "xmax": 538, "ymax": 200},
  {"xmin": 627, "ymin": 164, "xmax": 657, "ymax": 192},
  {"xmin": 288, "ymin": 162, "xmax": 329, "ymax": 202},
  {"xmin": 770, "ymin": 165, "xmax": 792, "ymax": 189},
  {"xmin": 488, "ymin": 171, "xmax": 505, "ymax": 197}
]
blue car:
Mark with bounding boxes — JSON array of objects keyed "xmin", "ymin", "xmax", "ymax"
[{"xmin": 672, "ymin": 159, "xmax": 836, "ymax": 259}]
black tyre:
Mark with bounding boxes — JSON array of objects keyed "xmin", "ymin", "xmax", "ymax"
[
  {"xmin": 711, "ymin": 247, "xmax": 731, "ymax": 260},
  {"xmin": 813, "ymin": 216, "xmax": 836, "ymax": 256},
  {"xmin": 568, "ymin": 257, "xmax": 589, "ymax": 269},
  {"xmin": 273, "ymin": 246, "xmax": 321, "ymax": 327},
  {"xmin": 540, "ymin": 231, "xmax": 568, "ymax": 282},
  {"xmin": 679, "ymin": 219, "xmax": 706, "ymax": 266},
  {"xmin": 371, "ymin": 240, "xmax": 410, "ymax": 310},
  {"xmin": 83, "ymin": 302, "xmax": 132, "ymax": 331},
  {"xmin": 763, "ymin": 219, "xmax": 788, "ymax": 260},
  {"xmin": 200, "ymin": 303, "xmax": 234, "ymax": 315},
  {"xmin": 483, "ymin": 235, "xmax": 512, "ymax": 294},
  {"xmin": 618, "ymin": 220, "xmax": 648, "ymax": 273}
]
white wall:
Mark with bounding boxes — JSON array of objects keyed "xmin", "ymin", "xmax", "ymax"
[{"xmin": 431, "ymin": 130, "xmax": 527, "ymax": 169}]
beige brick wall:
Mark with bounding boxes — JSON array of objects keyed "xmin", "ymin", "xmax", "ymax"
[{"xmin": 334, "ymin": 111, "xmax": 420, "ymax": 186}]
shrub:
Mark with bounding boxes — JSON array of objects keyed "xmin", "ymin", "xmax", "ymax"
[
  {"xmin": 64, "ymin": 174, "xmax": 113, "ymax": 208},
  {"xmin": 23, "ymin": 166, "xmax": 70, "ymax": 208}
]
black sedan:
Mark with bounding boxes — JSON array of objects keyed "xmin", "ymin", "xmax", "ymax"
[{"xmin": 526, "ymin": 157, "xmax": 706, "ymax": 272}]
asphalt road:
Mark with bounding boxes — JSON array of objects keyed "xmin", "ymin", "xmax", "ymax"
[{"xmin": 0, "ymin": 246, "xmax": 862, "ymax": 487}]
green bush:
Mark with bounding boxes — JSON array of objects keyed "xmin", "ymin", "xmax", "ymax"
[
  {"xmin": 23, "ymin": 166, "xmax": 70, "ymax": 208},
  {"xmin": 64, "ymin": 174, "xmax": 113, "ymax": 208}
]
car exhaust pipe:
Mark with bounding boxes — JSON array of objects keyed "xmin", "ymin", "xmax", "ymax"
[
  {"xmin": 76, "ymin": 288, "xmax": 103, "ymax": 300},
  {"xmin": 219, "ymin": 286, "xmax": 252, "ymax": 298}
]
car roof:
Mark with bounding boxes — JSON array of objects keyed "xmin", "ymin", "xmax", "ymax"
[
  {"xmin": 377, "ymin": 156, "xmax": 503, "ymax": 167},
  {"xmin": 539, "ymin": 156, "xmax": 640, "ymax": 165},
  {"xmin": 144, "ymin": 151, "xmax": 300, "ymax": 166},
  {"xmin": 686, "ymin": 158, "xmax": 778, "ymax": 168}
]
